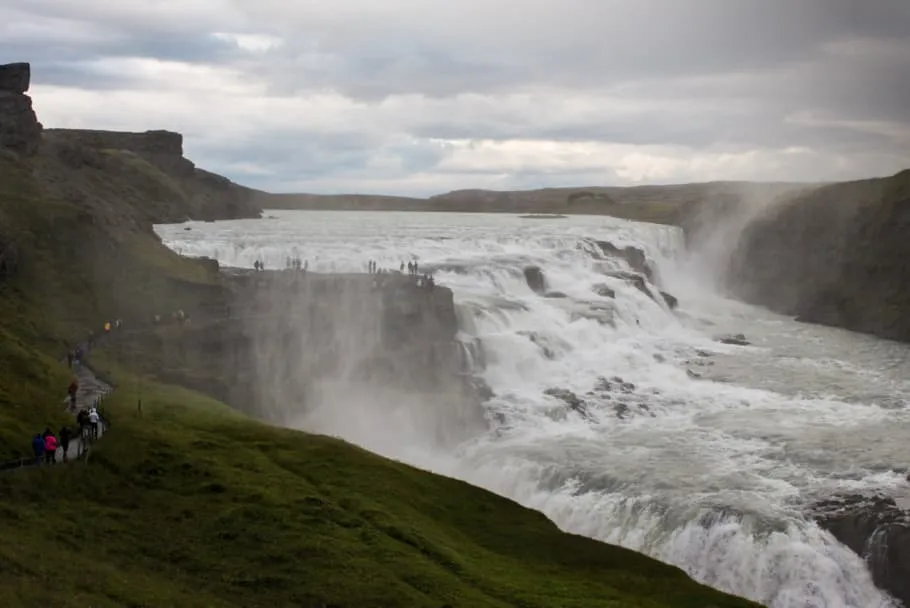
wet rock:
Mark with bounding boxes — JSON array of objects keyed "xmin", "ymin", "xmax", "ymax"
[
  {"xmin": 604, "ymin": 270, "xmax": 656, "ymax": 302},
  {"xmin": 660, "ymin": 291, "xmax": 679, "ymax": 310},
  {"xmin": 523, "ymin": 265, "xmax": 546, "ymax": 294},
  {"xmin": 653, "ymin": 353, "xmax": 666, "ymax": 363},
  {"xmin": 544, "ymin": 388, "xmax": 590, "ymax": 419},
  {"xmin": 595, "ymin": 240, "xmax": 656, "ymax": 282},
  {"xmin": 686, "ymin": 369, "xmax": 702, "ymax": 379},
  {"xmin": 812, "ymin": 494, "xmax": 910, "ymax": 607},
  {"xmin": 594, "ymin": 376, "xmax": 636, "ymax": 394},
  {"xmin": 592, "ymin": 283, "xmax": 616, "ymax": 298},
  {"xmin": 464, "ymin": 376, "xmax": 494, "ymax": 403},
  {"xmin": 570, "ymin": 301, "xmax": 616, "ymax": 326},
  {"xmin": 614, "ymin": 402, "xmax": 630, "ymax": 419},
  {"xmin": 717, "ymin": 333, "xmax": 750, "ymax": 346},
  {"xmin": 517, "ymin": 330, "xmax": 564, "ymax": 360},
  {"xmin": 544, "ymin": 291, "xmax": 568, "ymax": 299},
  {"xmin": 695, "ymin": 349, "xmax": 714, "ymax": 358}
]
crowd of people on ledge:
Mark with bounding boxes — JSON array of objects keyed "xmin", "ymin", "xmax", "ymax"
[
  {"xmin": 369, "ymin": 259, "xmax": 436, "ymax": 290},
  {"xmin": 249, "ymin": 256, "xmax": 438, "ymax": 290}
]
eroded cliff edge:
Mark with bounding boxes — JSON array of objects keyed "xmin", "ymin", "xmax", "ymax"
[
  {"xmin": 0, "ymin": 61, "xmax": 261, "ymax": 223},
  {"xmin": 723, "ymin": 168, "xmax": 910, "ymax": 342},
  {"xmin": 115, "ymin": 269, "xmax": 488, "ymax": 444}
]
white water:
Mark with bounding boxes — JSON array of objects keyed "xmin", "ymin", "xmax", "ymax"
[{"xmin": 157, "ymin": 210, "xmax": 910, "ymax": 607}]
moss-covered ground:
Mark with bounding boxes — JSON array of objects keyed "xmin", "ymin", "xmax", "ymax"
[{"xmin": 0, "ymin": 152, "xmax": 759, "ymax": 607}]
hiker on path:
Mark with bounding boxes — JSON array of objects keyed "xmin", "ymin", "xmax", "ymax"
[
  {"xmin": 77, "ymin": 410, "xmax": 90, "ymax": 441},
  {"xmin": 43, "ymin": 430, "xmax": 58, "ymax": 464},
  {"xmin": 68, "ymin": 379, "xmax": 78, "ymax": 411},
  {"xmin": 31, "ymin": 433, "xmax": 45, "ymax": 466},
  {"xmin": 59, "ymin": 426, "xmax": 72, "ymax": 463},
  {"xmin": 89, "ymin": 407, "xmax": 100, "ymax": 440}
]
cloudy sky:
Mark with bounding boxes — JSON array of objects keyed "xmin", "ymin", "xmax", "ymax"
[{"xmin": 3, "ymin": 0, "xmax": 909, "ymax": 195}]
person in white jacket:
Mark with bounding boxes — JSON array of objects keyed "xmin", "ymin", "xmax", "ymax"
[{"xmin": 88, "ymin": 408, "xmax": 100, "ymax": 440}]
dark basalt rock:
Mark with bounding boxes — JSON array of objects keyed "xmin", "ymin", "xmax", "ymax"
[
  {"xmin": 0, "ymin": 62, "xmax": 42, "ymax": 156},
  {"xmin": 544, "ymin": 388, "xmax": 590, "ymax": 419},
  {"xmin": 523, "ymin": 265, "xmax": 546, "ymax": 294},
  {"xmin": 595, "ymin": 240, "xmax": 656, "ymax": 283},
  {"xmin": 0, "ymin": 62, "xmax": 30, "ymax": 93},
  {"xmin": 592, "ymin": 283, "xmax": 616, "ymax": 299},
  {"xmin": 716, "ymin": 333, "xmax": 750, "ymax": 346},
  {"xmin": 812, "ymin": 493, "xmax": 910, "ymax": 607},
  {"xmin": 660, "ymin": 291, "xmax": 678, "ymax": 310}
]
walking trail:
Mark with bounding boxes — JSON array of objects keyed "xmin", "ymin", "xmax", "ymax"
[{"xmin": 60, "ymin": 361, "xmax": 112, "ymax": 461}]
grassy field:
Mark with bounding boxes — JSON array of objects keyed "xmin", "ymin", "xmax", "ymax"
[{"xmin": 0, "ymin": 152, "xmax": 759, "ymax": 607}]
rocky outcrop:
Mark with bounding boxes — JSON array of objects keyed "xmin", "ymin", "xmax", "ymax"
[
  {"xmin": 44, "ymin": 128, "xmax": 194, "ymax": 176},
  {"xmin": 0, "ymin": 62, "xmax": 42, "ymax": 156},
  {"xmin": 120, "ymin": 271, "xmax": 485, "ymax": 431},
  {"xmin": 660, "ymin": 291, "xmax": 678, "ymax": 310},
  {"xmin": 812, "ymin": 494, "xmax": 910, "ymax": 607},
  {"xmin": 523, "ymin": 266, "xmax": 546, "ymax": 294},
  {"xmin": 724, "ymin": 169, "xmax": 910, "ymax": 342},
  {"xmin": 595, "ymin": 240, "xmax": 655, "ymax": 282}
]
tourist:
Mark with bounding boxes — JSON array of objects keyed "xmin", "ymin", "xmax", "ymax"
[
  {"xmin": 68, "ymin": 379, "xmax": 78, "ymax": 411},
  {"xmin": 77, "ymin": 409, "xmax": 90, "ymax": 441},
  {"xmin": 59, "ymin": 426, "xmax": 72, "ymax": 463},
  {"xmin": 43, "ymin": 430, "xmax": 58, "ymax": 464},
  {"xmin": 400, "ymin": 261, "xmax": 405, "ymax": 273},
  {"xmin": 88, "ymin": 407, "xmax": 100, "ymax": 439},
  {"xmin": 31, "ymin": 433, "xmax": 45, "ymax": 466}
]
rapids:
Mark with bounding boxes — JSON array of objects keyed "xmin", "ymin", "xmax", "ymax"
[{"xmin": 156, "ymin": 210, "xmax": 910, "ymax": 608}]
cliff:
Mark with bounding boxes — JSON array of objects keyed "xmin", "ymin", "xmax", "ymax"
[
  {"xmin": 0, "ymin": 61, "xmax": 261, "ymax": 224},
  {"xmin": 724, "ymin": 168, "xmax": 910, "ymax": 341},
  {"xmin": 115, "ymin": 270, "xmax": 487, "ymax": 440},
  {"xmin": 0, "ymin": 62, "xmax": 42, "ymax": 156}
]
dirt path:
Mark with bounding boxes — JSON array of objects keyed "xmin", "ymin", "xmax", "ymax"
[{"xmin": 59, "ymin": 362, "xmax": 111, "ymax": 461}]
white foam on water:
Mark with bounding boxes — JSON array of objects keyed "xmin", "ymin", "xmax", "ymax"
[{"xmin": 157, "ymin": 210, "xmax": 910, "ymax": 608}]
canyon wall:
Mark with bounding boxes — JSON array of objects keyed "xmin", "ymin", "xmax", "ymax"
[{"xmin": 724, "ymin": 169, "xmax": 910, "ymax": 341}]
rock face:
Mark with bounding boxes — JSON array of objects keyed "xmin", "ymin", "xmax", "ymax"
[
  {"xmin": 724, "ymin": 169, "xmax": 910, "ymax": 342},
  {"xmin": 812, "ymin": 494, "xmax": 910, "ymax": 607},
  {"xmin": 123, "ymin": 271, "xmax": 486, "ymax": 441},
  {"xmin": 595, "ymin": 240, "xmax": 656, "ymax": 282},
  {"xmin": 31, "ymin": 127, "xmax": 263, "ymax": 222},
  {"xmin": 0, "ymin": 62, "xmax": 42, "ymax": 156}
]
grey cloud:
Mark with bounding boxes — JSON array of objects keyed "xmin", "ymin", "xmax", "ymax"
[{"xmin": 1, "ymin": 0, "xmax": 909, "ymax": 192}]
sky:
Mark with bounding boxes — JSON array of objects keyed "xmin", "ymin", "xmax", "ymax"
[{"xmin": 2, "ymin": 0, "xmax": 909, "ymax": 196}]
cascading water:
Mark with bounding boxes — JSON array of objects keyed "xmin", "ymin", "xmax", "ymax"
[{"xmin": 157, "ymin": 210, "xmax": 910, "ymax": 608}]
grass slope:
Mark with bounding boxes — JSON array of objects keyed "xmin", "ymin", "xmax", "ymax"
[
  {"xmin": 0, "ymin": 151, "xmax": 758, "ymax": 607},
  {"xmin": 0, "ymin": 378, "xmax": 757, "ymax": 608}
]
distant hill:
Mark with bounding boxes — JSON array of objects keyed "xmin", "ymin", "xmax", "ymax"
[{"xmin": 260, "ymin": 181, "xmax": 811, "ymax": 227}]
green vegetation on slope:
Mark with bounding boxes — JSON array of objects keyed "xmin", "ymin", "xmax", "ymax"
[
  {"xmin": 0, "ymin": 150, "xmax": 758, "ymax": 607},
  {"xmin": 0, "ymin": 377, "xmax": 757, "ymax": 608}
]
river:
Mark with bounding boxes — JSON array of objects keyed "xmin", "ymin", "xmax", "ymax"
[{"xmin": 156, "ymin": 210, "xmax": 910, "ymax": 607}]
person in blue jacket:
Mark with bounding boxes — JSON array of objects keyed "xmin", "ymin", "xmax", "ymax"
[{"xmin": 31, "ymin": 433, "xmax": 45, "ymax": 465}]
